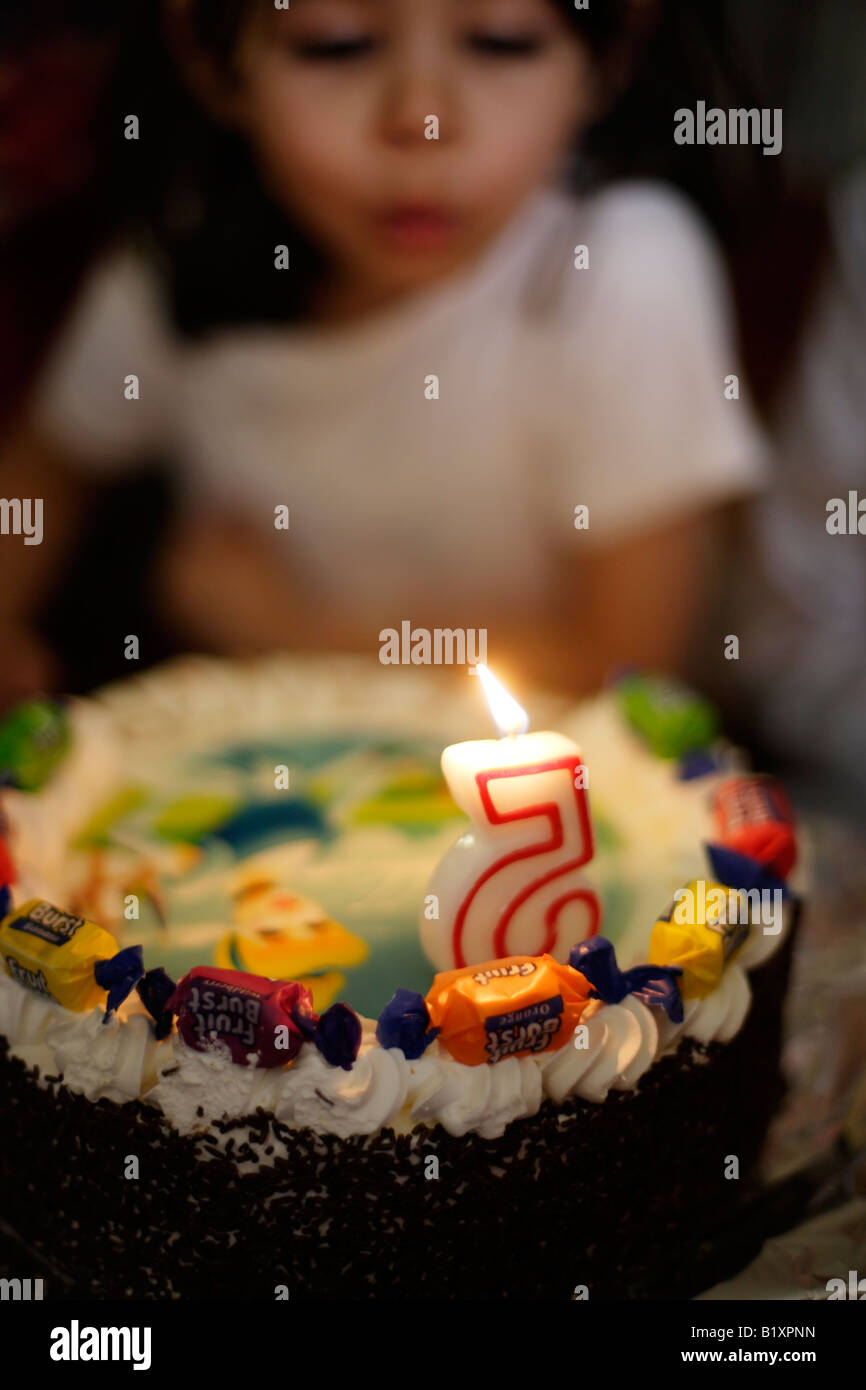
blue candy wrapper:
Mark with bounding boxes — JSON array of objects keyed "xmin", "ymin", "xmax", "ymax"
[
  {"xmin": 706, "ymin": 843, "xmax": 794, "ymax": 901},
  {"xmin": 377, "ymin": 988, "xmax": 439, "ymax": 1060},
  {"xmin": 93, "ymin": 944, "xmax": 145, "ymax": 1019},
  {"xmin": 569, "ymin": 936, "xmax": 684, "ymax": 1023}
]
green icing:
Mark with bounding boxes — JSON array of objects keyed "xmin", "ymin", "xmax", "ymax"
[
  {"xmin": 154, "ymin": 793, "xmax": 241, "ymax": 843},
  {"xmin": 347, "ymin": 768, "xmax": 461, "ymax": 836},
  {"xmin": 591, "ymin": 808, "xmax": 622, "ymax": 853},
  {"xmin": 72, "ymin": 786, "xmax": 148, "ymax": 848},
  {"xmin": 0, "ymin": 699, "xmax": 71, "ymax": 791},
  {"xmin": 597, "ymin": 879, "xmax": 633, "ymax": 946}
]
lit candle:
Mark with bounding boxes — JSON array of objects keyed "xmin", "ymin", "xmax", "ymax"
[{"xmin": 420, "ymin": 666, "xmax": 601, "ymax": 970}]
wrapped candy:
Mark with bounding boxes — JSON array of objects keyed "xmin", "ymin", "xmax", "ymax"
[
  {"xmin": 711, "ymin": 775, "xmax": 797, "ymax": 878},
  {"xmin": 142, "ymin": 965, "xmax": 362, "ymax": 1071},
  {"xmin": 0, "ymin": 898, "xmax": 143, "ymax": 1014},
  {"xmin": 617, "ymin": 673, "xmax": 718, "ymax": 759},
  {"xmin": 0, "ymin": 836, "xmax": 16, "ymax": 919},
  {"xmin": 649, "ymin": 876, "xmax": 750, "ymax": 1000},
  {"xmin": 569, "ymin": 936, "xmax": 683, "ymax": 1020},
  {"xmin": 650, "ymin": 846, "xmax": 795, "ymax": 1000},
  {"xmin": 377, "ymin": 940, "xmax": 682, "ymax": 1066}
]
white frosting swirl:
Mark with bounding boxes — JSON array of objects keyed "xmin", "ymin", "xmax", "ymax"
[
  {"xmin": 737, "ymin": 906, "xmax": 793, "ymax": 971},
  {"xmin": 653, "ymin": 997, "xmax": 703, "ymax": 1055},
  {"xmin": 148, "ymin": 1032, "xmax": 287, "ymax": 1134},
  {"xmin": 272, "ymin": 1038, "xmax": 408, "ymax": 1139},
  {"xmin": 398, "ymin": 1044, "xmax": 542, "ymax": 1138},
  {"xmin": 45, "ymin": 1006, "xmax": 163, "ymax": 1105},
  {"xmin": 0, "ymin": 969, "xmax": 56, "ymax": 1047},
  {"xmin": 654, "ymin": 964, "xmax": 752, "ymax": 1052},
  {"xmin": 683, "ymin": 964, "xmax": 752, "ymax": 1045},
  {"xmin": 539, "ymin": 995, "xmax": 658, "ymax": 1104}
]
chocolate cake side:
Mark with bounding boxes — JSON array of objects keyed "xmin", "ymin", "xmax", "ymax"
[{"xmin": 0, "ymin": 918, "xmax": 796, "ymax": 1301}]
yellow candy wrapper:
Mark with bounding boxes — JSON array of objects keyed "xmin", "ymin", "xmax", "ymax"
[
  {"xmin": 649, "ymin": 878, "xmax": 749, "ymax": 999},
  {"xmin": 0, "ymin": 898, "xmax": 144, "ymax": 1014}
]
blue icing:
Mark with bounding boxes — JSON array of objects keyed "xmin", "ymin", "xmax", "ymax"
[
  {"xmin": 195, "ymin": 734, "xmax": 442, "ymax": 775},
  {"xmin": 206, "ymin": 798, "xmax": 332, "ymax": 853},
  {"xmin": 338, "ymin": 931, "xmax": 434, "ymax": 1020}
]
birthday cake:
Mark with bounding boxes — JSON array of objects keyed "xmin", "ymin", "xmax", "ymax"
[{"xmin": 0, "ymin": 657, "xmax": 803, "ymax": 1300}]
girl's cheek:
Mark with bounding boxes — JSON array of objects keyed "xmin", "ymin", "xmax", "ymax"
[{"xmin": 239, "ymin": 67, "xmax": 371, "ymax": 185}]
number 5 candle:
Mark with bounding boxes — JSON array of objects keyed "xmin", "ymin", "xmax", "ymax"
[{"xmin": 420, "ymin": 666, "xmax": 602, "ymax": 971}]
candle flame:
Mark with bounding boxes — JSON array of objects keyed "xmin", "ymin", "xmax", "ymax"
[{"xmin": 476, "ymin": 664, "xmax": 529, "ymax": 738}]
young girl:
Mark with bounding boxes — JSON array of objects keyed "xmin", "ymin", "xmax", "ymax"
[{"xmin": 1, "ymin": 0, "xmax": 768, "ymax": 699}]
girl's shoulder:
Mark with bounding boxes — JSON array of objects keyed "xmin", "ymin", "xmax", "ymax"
[
  {"xmin": 30, "ymin": 237, "xmax": 180, "ymax": 464},
  {"xmin": 530, "ymin": 178, "xmax": 734, "ymax": 341},
  {"xmin": 577, "ymin": 178, "xmax": 718, "ymax": 243},
  {"xmin": 46, "ymin": 236, "xmax": 178, "ymax": 361}
]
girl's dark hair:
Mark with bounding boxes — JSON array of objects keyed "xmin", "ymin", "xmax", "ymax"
[{"xmin": 105, "ymin": 0, "xmax": 829, "ymax": 413}]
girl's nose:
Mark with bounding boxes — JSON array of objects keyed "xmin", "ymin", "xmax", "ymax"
[{"xmin": 377, "ymin": 38, "xmax": 458, "ymax": 147}]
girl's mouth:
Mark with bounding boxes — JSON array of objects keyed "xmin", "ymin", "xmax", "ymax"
[{"xmin": 378, "ymin": 203, "xmax": 461, "ymax": 250}]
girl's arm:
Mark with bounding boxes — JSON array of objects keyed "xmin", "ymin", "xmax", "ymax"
[{"xmin": 492, "ymin": 505, "xmax": 724, "ymax": 697}]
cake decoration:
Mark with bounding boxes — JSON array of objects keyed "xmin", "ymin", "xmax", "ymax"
[
  {"xmin": 706, "ymin": 842, "xmax": 794, "ymax": 901},
  {"xmin": 711, "ymin": 774, "xmax": 798, "ymax": 877},
  {"xmin": 617, "ymin": 672, "xmax": 718, "ymax": 759},
  {"xmin": 377, "ymin": 948, "xmax": 598, "ymax": 1065},
  {"xmin": 420, "ymin": 664, "xmax": 600, "ymax": 971},
  {"xmin": 0, "ymin": 897, "xmax": 144, "ymax": 1015},
  {"xmin": 215, "ymin": 882, "xmax": 368, "ymax": 1012},
  {"xmin": 136, "ymin": 965, "xmax": 176, "ymax": 1039},
  {"xmin": 649, "ymin": 880, "xmax": 750, "ymax": 1000},
  {"xmin": 0, "ymin": 835, "xmax": 16, "ymax": 919},
  {"xmin": 160, "ymin": 965, "xmax": 362, "ymax": 1070},
  {"xmin": 0, "ymin": 658, "xmax": 804, "ymax": 1147},
  {"xmin": 569, "ymin": 936, "xmax": 684, "ymax": 1020},
  {"xmin": 676, "ymin": 748, "xmax": 722, "ymax": 780},
  {"xmin": 0, "ymin": 697, "xmax": 71, "ymax": 790}
]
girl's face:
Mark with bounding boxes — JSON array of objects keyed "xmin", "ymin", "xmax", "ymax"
[{"xmin": 228, "ymin": 0, "xmax": 592, "ymax": 317}]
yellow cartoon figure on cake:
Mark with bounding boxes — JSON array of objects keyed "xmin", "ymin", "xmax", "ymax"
[{"xmin": 215, "ymin": 864, "xmax": 368, "ymax": 1010}]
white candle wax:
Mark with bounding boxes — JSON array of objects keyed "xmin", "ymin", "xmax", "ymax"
[{"xmin": 420, "ymin": 671, "xmax": 601, "ymax": 971}]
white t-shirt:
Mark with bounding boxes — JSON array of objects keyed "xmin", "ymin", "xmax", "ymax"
[{"xmin": 32, "ymin": 179, "xmax": 768, "ymax": 621}]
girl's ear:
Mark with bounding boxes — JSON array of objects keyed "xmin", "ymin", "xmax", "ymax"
[{"xmin": 162, "ymin": 0, "xmax": 245, "ymax": 128}]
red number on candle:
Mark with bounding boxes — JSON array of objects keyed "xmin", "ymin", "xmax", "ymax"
[{"xmin": 451, "ymin": 756, "xmax": 601, "ymax": 968}]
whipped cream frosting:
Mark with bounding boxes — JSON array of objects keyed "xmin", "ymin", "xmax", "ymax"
[
  {"xmin": 0, "ymin": 656, "xmax": 800, "ymax": 1155},
  {"xmin": 0, "ymin": 946, "xmax": 772, "ymax": 1156}
]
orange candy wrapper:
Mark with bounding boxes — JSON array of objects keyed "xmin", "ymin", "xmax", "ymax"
[{"xmin": 379, "ymin": 954, "xmax": 595, "ymax": 1066}]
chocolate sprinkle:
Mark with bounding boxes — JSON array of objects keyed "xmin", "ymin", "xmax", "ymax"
[{"xmin": 0, "ymin": 919, "xmax": 797, "ymax": 1299}]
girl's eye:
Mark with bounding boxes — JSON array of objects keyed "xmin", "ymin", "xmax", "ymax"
[
  {"xmin": 286, "ymin": 28, "xmax": 549, "ymax": 64},
  {"xmin": 291, "ymin": 35, "xmax": 379, "ymax": 62},
  {"xmin": 467, "ymin": 31, "xmax": 549, "ymax": 58}
]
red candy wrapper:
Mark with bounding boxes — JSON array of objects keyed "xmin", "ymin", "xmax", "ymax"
[
  {"xmin": 0, "ymin": 836, "xmax": 16, "ymax": 887},
  {"xmin": 712, "ymin": 775, "xmax": 797, "ymax": 879},
  {"xmin": 167, "ymin": 967, "xmax": 315, "ymax": 1068}
]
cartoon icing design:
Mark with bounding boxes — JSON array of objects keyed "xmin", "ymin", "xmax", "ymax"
[
  {"xmin": 347, "ymin": 764, "xmax": 463, "ymax": 835},
  {"xmin": 215, "ymin": 867, "xmax": 368, "ymax": 1011}
]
